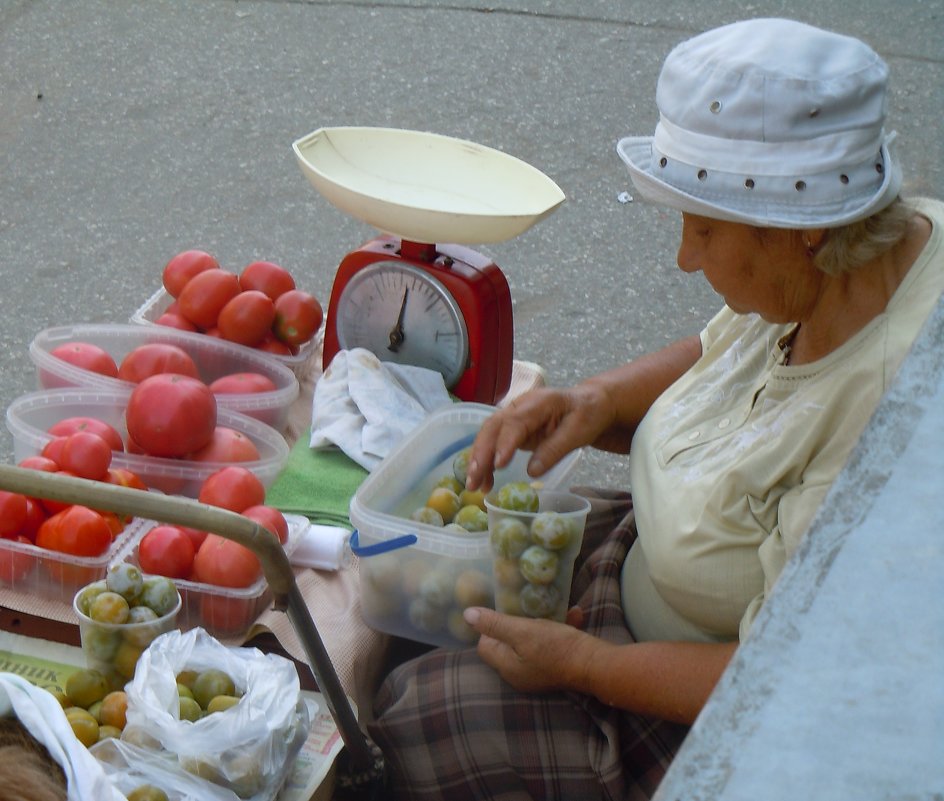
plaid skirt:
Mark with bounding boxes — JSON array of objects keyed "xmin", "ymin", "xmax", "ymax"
[{"xmin": 368, "ymin": 488, "xmax": 689, "ymax": 801}]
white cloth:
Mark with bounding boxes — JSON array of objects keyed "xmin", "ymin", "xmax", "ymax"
[
  {"xmin": 310, "ymin": 348, "xmax": 453, "ymax": 470},
  {"xmin": 0, "ymin": 673, "xmax": 124, "ymax": 801}
]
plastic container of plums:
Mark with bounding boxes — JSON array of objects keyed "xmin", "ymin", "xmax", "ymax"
[{"xmin": 349, "ymin": 403, "xmax": 581, "ymax": 648}]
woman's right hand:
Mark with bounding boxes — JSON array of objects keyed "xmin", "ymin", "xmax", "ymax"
[
  {"xmin": 465, "ymin": 335, "xmax": 704, "ymax": 492},
  {"xmin": 465, "ymin": 382, "xmax": 617, "ymax": 492}
]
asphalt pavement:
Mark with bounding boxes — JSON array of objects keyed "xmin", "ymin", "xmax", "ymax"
[{"xmin": 1, "ymin": 0, "xmax": 942, "ymax": 487}]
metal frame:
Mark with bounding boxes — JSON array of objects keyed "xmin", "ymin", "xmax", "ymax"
[{"xmin": 0, "ymin": 463, "xmax": 385, "ymax": 798}]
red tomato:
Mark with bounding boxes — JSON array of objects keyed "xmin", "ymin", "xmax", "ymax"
[
  {"xmin": 191, "ymin": 534, "xmax": 261, "ymax": 588},
  {"xmin": 241, "ymin": 505, "xmax": 288, "ymax": 545},
  {"xmin": 137, "ymin": 525, "xmax": 195, "ymax": 579},
  {"xmin": 0, "ymin": 536, "xmax": 35, "ymax": 585},
  {"xmin": 46, "ymin": 342, "xmax": 119, "ymax": 385},
  {"xmin": 57, "ymin": 431, "xmax": 113, "ymax": 480},
  {"xmin": 102, "ymin": 467, "xmax": 149, "ymax": 492},
  {"xmin": 18, "ymin": 498, "xmax": 47, "ymax": 543},
  {"xmin": 36, "ymin": 505, "xmax": 112, "ymax": 557},
  {"xmin": 162, "ymin": 249, "xmax": 220, "ymax": 298},
  {"xmin": 100, "ymin": 511, "xmax": 125, "ymax": 540},
  {"xmin": 209, "ymin": 373, "xmax": 278, "ymax": 395},
  {"xmin": 125, "ymin": 374, "xmax": 217, "ymax": 457},
  {"xmin": 118, "ymin": 343, "xmax": 200, "ymax": 383},
  {"xmin": 177, "ymin": 269, "xmax": 240, "ymax": 329},
  {"xmin": 197, "ymin": 466, "xmax": 265, "ymax": 513},
  {"xmin": 217, "ymin": 291, "xmax": 276, "ymax": 347},
  {"xmin": 155, "ymin": 311, "xmax": 199, "ymax": 332},
  {"xmin": 254, "ymin": 333, "xmax": 293, "ymax": 356},
  {"xmin": 199, "ymin": 593, "xmax": 254, "ymax": 635},
  {"xmin": 18, "ymin": 455, "xmax": 59, "ymax": 473},
  {"xmin": 124, "ymin": 436, "xmax": 147, "ymax": 455},
  {"xmin": 47, "ymin": 417, "xmax": 124, "ymax": 452},
  {"xmin": 179, "ymin": 526, "xmax": 208, "ymax": 551},
  {"xmin": 272, "ymin": 290, "xmax": 323, "ymax": 347},
  {"xmin": 188, "ymin": 427, "xmax": 260, "ymax": 463},
  {"xmin": 40, "ymin": 436, "xmax": 68, "ymax": 466},
  {"xmin": 0, "ymin": 492, "xmax": 28, "ymax": 538},
  {"xmin": 239, "ymin": 261, "xmax": 296, "ymax": 301}
]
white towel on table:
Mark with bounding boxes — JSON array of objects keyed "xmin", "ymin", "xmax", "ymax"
[{"xmin": 310, "ymin": 348, "xmax": 453, "ymax": 471}]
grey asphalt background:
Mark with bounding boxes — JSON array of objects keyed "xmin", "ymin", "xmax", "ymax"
[{"xmin": 2, "ymin": 0, "xmax": 942, "ymax": 488}]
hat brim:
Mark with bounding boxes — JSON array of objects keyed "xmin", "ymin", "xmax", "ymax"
[{"xmin": 617, "ymin": 135, "xmax": 901, "ymax": 229}]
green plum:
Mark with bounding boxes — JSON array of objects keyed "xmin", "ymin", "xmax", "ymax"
[
  {"xmin": 518, "ymin": 545, "xmax": 559, "ymax": 585},
  {"xmin": 410, "ymin": 506, "xmax": 445, "ymax": 526},
  {"xmin": 519, "ymin": 583, "xmax": 561, "ymax": 618},
  {"xmin": 105, "ymin": 562, "xmax": 144, "ymax": 603},
  {"xmin": 489, "ymin": 517, "xmax": 531, "ymax": 560},
  {"xmin": 453, "ymin": 505, "xmax": 488, "ymax": 532},
  {"xmin": 452, "ymin": 448, "xmax": 472, "ymax": 486},
  {"xmin": 495, "ymin": 482, "xmax": 539, "ymax": 512},
  {"xmin": 530, "ymin": 512, "xmax": 575, "ymax": 550},
  {"xmin": 138, "ymin": 576, "xmax": 179, "ymax": 617}
]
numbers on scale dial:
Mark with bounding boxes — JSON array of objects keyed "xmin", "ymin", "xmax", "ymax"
[{"xmin": 336, "ymin": 262, "xmax": 470, "ymax": 387}]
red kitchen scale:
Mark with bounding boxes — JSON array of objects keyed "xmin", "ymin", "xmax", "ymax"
[{"xmin": 292, "ymin": 127, "xmax": 565, "ymax": 404}]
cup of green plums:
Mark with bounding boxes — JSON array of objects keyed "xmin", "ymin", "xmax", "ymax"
[
  {"xmin": 73, "ymin": 564, "xmax": 181, "ymax": 690},
  {"xmin": 485, "ymin": 486, "xmax": 591, "ymax": 622}
]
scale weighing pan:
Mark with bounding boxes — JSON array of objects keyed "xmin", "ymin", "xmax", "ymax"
[{"xmin": 292, "ymin": 126, "xmax": 565, "ymax": 244}]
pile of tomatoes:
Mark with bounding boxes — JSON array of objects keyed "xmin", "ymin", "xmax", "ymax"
[
  {"xmin": 156, "ymin": 250, "xmax": 323, "ymax": 353},
  {"xmin": 136, "ymin": 465, "xmax": 289, "ymax": 634},
  {"xmin": 137, "ymin": 464, "xmax": 286, "ymax": 588},
  {"xmin": 45, "ymin": 338, "xmax": 279, "ymax": 397},
  {"xmin": 0, "ymin": 427, "xmax": 147, "ymax": 586},
  {"xmin": 0, "ymin": 247, "xmax": 317, "ymax": 635}
]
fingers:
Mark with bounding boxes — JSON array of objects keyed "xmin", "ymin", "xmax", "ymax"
[
  {"xmin": 466, "ymin": 407, "xmax": 531, "ymax": 492},
  {"xmin": 465, "ymin": 390, "xmax": 557, "ymax": 492}
]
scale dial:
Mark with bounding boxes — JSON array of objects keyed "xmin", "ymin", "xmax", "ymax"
[{"xmin": 335, "ymin": 260, "xmax": 470, "ymax": 388}]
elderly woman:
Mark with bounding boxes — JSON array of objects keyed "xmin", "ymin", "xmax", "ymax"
[{"xmin": 368, "ymin": 18, "xmax": 943, "ymax": 800}]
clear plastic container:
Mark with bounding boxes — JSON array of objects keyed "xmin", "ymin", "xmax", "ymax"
[
  {"xmin": 109, "ymin": 514, "xmax": 307, "ymax": 639},
  {"xmin": 132, "ymin": 287, "xmax": 318, "ymax": 378},
  {"xmin": 5, "ymin": 387, "xmax": 289, "ymax": 497},
  {"xmin": 30, "ymin": 323, "xmax": 299, "ymax": 430},
  {"xmin": 74, "ymin": 577, "xmax": 182, "ymax": 688},
  {"xmin": 0, "ymin": 517, "xmax": 147, "ymax": 605},
  {"xmin": 350, "ymin": 402, "xmax": 581, "ymax": 648}
]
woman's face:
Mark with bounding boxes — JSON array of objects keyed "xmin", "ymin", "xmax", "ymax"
[{"xmin": 676, "ymin": 213, "xmax": 820, "ymax": 323}]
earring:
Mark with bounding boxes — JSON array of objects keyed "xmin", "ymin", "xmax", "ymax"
[{"xmin": 804, "ymin": 238, "xmax": 815, "ymax": 259}]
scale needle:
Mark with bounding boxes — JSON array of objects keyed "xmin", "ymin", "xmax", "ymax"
[{"xmin": 388, "ymin": 288, "xmax": 409, "ymax": 352}]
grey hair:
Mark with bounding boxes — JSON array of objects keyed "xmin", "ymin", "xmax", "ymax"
[{"xmin": 814, "ymin": 197, "xmax": 914, "ymax": 276}]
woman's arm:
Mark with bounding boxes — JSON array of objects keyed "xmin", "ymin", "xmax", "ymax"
[
  {"xmin": 467, "ymin": 335, "xmax": 703, "ymax": 492},
  {"xmin": 465, "ymin": 606, "xmax": 735, "ymax": 725}
]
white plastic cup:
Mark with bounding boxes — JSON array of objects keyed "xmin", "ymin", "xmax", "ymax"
[
  {"xmin": 74, "ymin": 580, "xmax": 181, "ymax": 690},
  {"xmin": 485, "ymin": 491, "xmax": 590, "ymax": 622}
]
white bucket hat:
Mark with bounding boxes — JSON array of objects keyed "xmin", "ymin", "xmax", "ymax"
[{"xmin": 617, "ymin": 18, "xmax": 902, "ymax": 229}]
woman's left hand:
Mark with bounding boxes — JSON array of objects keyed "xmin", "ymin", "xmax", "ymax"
[{"xmin": 462, "ymin": 606, "xmax": 604, "ymax": 694}]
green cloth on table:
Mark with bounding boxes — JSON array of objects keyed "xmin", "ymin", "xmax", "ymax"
[{"xmin": 265, "ymin": 433, "xmax": 369, "ymax": 527}]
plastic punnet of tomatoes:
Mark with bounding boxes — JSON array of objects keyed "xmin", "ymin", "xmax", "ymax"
[
  {"xmin": 29, "ymin": 323, "xmax": 300, "ymax": 430},
  {"xmin": 132, "ymin": 286, "xmax": 322, "ymax": 379},
  {"xmin": 108, "ymin": 514, "xmax": 307, "ymax": 639},
  {"xmin": 5, "ymin": 387, "xmax": 290, "ymax": 498},
  {"xmin": 0, "ymin": 513, "xmax": 148, "ymax": 605}
]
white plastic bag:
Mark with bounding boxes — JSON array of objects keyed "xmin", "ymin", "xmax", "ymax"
[
  {"xmin": 93, "ymin": 738, "xmax": 239, "ymax": 801},
  {"xmin": 123, "ymin": 628, "xmax": 310, "ymax": 800}
]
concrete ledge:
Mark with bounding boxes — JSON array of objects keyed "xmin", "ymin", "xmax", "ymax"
[{"xmin": 654, "ymin": 297, "xmax": 944, "ymax": 800}]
